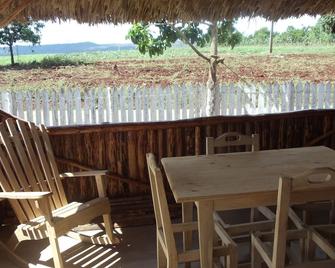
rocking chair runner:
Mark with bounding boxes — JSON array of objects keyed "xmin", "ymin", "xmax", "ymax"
[{"xmin": 0, "ymin": 118, "xmax": 117, "ymax": 268}]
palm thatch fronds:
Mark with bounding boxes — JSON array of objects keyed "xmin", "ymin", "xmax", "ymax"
[{"xmin": 1, "ymin": 0, "xmax": 335, "ymax": 27}]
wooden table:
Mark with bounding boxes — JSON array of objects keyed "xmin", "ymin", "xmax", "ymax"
[{"xmin": 161, "ymin": 146, "xmax": 335, "ymax": 268}]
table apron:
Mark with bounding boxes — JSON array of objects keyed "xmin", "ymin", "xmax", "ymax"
[{"xmin": 213, "ymin": 190, "xmax": 335, "ymax": 211}]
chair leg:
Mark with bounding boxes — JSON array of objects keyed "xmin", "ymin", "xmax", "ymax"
[
  {"xmin": 103, "ymin": 213, "xmax": 115, "ymax": 242},
  {"xmin": 7, "ymin": 233, "xmax": 20, "ymax": 250},
  {"xmin": 251, "ymin": 236, "xmax": 262, "ymax": 268},
  {"xmin": 167, "ymin": 256, "xmax": 178, "ymax": 268},
  {"xmin": 157, "ymin": 236, "xmax": 167, "ymax": 268},
  {"xmin": 227, "ymin": 245, "xmax": 238, "ymax": 268},
  {"xmin": 45, "ymin": 224, "xmax": 64, "ymax": 268},
  {"xmin": 48, "ymin": 235, "xmax": 64, "ymax": 268}
]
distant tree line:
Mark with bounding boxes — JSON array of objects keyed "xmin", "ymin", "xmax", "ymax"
[{"xmin": 242, "ymin": 15, "xmax": 335, "ymax": 45}]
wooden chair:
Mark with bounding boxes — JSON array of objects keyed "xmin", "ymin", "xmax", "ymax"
[
  {"xmin": 206, "ymin": 132, "xmax": 275, "ymax": 237},
  {"xmin": 146, "ymin": 153, "xmax": 238, "ymax": 268},
  {"xmin": 251, "ymin": 167, "xmax": 335, "ymax": 268},
  {"xmin": 0, "ymin": 118, "xmax": 118, "ymax": 268}
]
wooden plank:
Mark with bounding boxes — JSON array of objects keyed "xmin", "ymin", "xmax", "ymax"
[
  {"xmin": 51, "ymin": 91, "xmax": 58, "ymax": 126},
  {"xmin": 303, "ymin": 82, "xmax": 310, "ymax": 110},
  {"xmin": 42, "ymin": 91, "xmax": 49, "ymax": 126},
  {"xmin": 295, "ymin": 82, "xmax": 303, "ymax": 111},
  {"xmin": 174, "ymin": 85, "xmax": 180, "ymax": 120},
  {"xmin": 28, "ymin": 122, "xmax": 64, "ymax": 207},
  {"xmin": 98, "ymin": 87, "xmax": 104, "ymax": 123},
  {"xmin": 181, "ymin": 85, "xmax": 187, "ymax": 119},
  {"xmin": 143, "ymin": 87, "xmax": 149, "ymax": 122},
  {"xmin": 128, "ymin": 86, "xmax": 134, "ymax": 122},
  {"xmin": 74, "ymin": 89, "xmax": 82, "ymax": 125},
  {"xmin": 59, "ymin": 91, "xmax": 66, "ymax": 125},
  {"xmin": 162, "ymin": 146, "xmax": 335, "ymax": 203},
  {"xmin": 120, "ymin": 87, "xmax": 127, "ymax": 122}
]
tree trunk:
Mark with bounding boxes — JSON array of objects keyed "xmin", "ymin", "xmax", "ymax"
[
  {"xmin": 9, "ymin": 44, "xmax": 15, "ymax": 65},
  {"xmin": 269, "ymin": 21, "xmax": 274, "ymax": 54},
  {"xmin": 206, "ymin": 21, "xmax": 220, "ymax": 116}
]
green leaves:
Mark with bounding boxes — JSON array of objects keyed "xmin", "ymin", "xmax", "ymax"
[
  {"xmin": 0, "ymin": 20, "xmax": 44, "ymax": 46},
  {"xmin": 127, "ymin": 20, "xmax": 242, "ymax": 57},
  {"xmin": 320, "ymin": 15, "xmax": 335, "ymax": 35}
]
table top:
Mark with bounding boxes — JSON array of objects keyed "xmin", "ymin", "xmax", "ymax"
[{"xmin": 161, "ymin": 146, "xmax": 335, "ymax": 203}]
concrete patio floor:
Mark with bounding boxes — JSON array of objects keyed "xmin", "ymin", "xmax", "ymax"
[{"xmin": 0, "ymin": 225, "xmax": 158, "ymax": 268}]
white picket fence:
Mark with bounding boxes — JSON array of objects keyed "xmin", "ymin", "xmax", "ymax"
[{"xmin": 0, "ymin": 81, "xmax": 334, "ymax": 126}]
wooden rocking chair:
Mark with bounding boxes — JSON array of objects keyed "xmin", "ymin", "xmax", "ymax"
[{"xmin": 0, "ymin": 118, "xmax": 117, "ymax": 268}]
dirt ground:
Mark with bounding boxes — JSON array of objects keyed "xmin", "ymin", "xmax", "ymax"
[{"xmin": 1, "ymin": 54, "xmax": 335, "ymax": 90}]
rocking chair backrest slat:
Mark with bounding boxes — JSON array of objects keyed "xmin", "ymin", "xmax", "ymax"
[
  {"xmin": 6, "ymin": 120, "xmax": 46, "ymax": 195},
  {"xmin": 0, "ymin": 118, "xmax": 67, "ymax": 223},
  {"xmin": 17, "ymin": 120, "xmax": 51, "ymax": 195},
  {"xmin": 39, "ymin": 124, "xmax": 67, "ymax": 205},
  {"xmin": 0, "ymin": 141, "xmax": 36, "ymax": 220},
  {"xmin": 28, "ymin": 121, "xmax": 65, "ymax": 208},
  {"xmin": 0, "ymin": 122, "xmax": 41, "ymax": 219},
  {"xmin": 0, "ymin": 155, "xmax": 29, "ymax": 222},
  {"xmin": 146, "ymin": 153, "xmax": 178, "ymax": 258},
  {"xmin": 206, "ymin": 132, "xmax": 260, "ymax": 155},
  {"xmin": 272, "ymin": 167, "xmax": 335, "ymax": 267}
]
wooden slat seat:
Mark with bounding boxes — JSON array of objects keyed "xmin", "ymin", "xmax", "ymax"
[
  {"xmin": 0, "ymin": 118, "xmax": 117, "ymax": 268},
  {"xmin": 18, "ymin": 197, "xmax": 109, "ymax": 237}
]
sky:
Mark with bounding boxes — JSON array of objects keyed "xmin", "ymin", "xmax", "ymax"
[{"xmin": 38, "ymin": 15, "xmax": 320, "ymax": 45}]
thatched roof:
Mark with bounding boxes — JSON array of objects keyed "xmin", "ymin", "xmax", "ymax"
[{"xmin": 1, "ymin": 0, "xmax": 335, "ymax": 27}]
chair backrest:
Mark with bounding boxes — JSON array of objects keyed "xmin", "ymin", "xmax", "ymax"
[
  {"xmin": 272, "ymin": 167, "xmax": 335, "ymax": 267},
  {"xmin": 0, "ymin": 118, "xmax": 67, "ymax": 223},
  {"xmin": 206, "ymin": 132, "xmax": 260, "ymax": 155},
  {"xmin": 146, "ymin": 153, "xmax": 177, "ymax": 257}
]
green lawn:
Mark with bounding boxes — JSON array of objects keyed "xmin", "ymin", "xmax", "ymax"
[{"xmin": 0, "ymin": 45, "xmax": 334, "ymax": 66}]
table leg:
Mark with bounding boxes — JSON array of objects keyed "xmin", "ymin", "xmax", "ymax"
[
  {"xmin": 182, "ymin": 202, "xmax": 193, "ymax": 268},
  {"xmin": 197, "ymin": 200, "xmax": 214, "ymax": 268}
]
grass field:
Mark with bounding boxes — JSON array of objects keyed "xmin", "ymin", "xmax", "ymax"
[{"xmin": 0, "ymin": 45, "xmax": 334, "ymax": 90}]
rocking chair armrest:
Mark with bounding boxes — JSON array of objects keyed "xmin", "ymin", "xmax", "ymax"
[
  {"xmin": 0, "ymin": 191, "xmax": 52, "ymax": 200},
  {"xmin": 60, "ymin": 170, "xmax": 109, "ymax": 179}
]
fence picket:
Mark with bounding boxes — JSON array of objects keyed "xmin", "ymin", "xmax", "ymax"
[
  {"xmin": 325, "ymin": 82, "xmax": 331, "ymax": 109},
  {"xmin": 106, "ymin": 87, "xmax": 112, "ymax": 122},
  {"xmin": 83, "ymin": 92, "xmax": 90, "ymax": 124},
  {"xmin": 181, "ymin": 85, "xmax": 187, "ymax": 119},
  {"xmin": 2, "ymin": 81, "xmax": 335, "ymax": 126},
  {"xmin": 74, "ymin": 89, "xmax": 82, "ymax": 125},
  {"xmin": 143, "ymin": 87, "xmax": 149, "ymax": 122},
  {"xmin": 158, "ymin": 86, "xmax": 164, "ymax": 121},
  {"xmin": 174, "ymin": 85, "xmax": 180, "ymax": 120},
  {"xmin": 98, "ymin": 88, "xmax": 104, "ymax": 123},
  {"xmin": 34, "ymin": 91, "xmax": 41, "ymax": 124},
  {"xmin": 16, "ymin": 92, "xmax": 24, "ymax": 119},
  {"xmin": 26, "ymin": 91, "xmax": 33, "ymax": 122},
  {"xmin": 51, "ymin": 91, "xmax": 58, "ymax": 126},
  {"xmin": 311, "ymin": 83, "xmax": 317, "ymax": 109},
  {"xmin": 303, "ymin": 82, "xmax": 310, "ymax": 110},
  {"xmin": 317, "ymin": 83, "xmax": 324, "ymax": 109},
  {"xmin": 59, "ymin": 91, "xmax": 65, "ymax": 125},
  {"xmin": 111, "ymin": 88, "xmax": 118, "ymax": 123},
  {"xmin": 295, "ymin": 82, "xmax": 303, "ymax": 111}
]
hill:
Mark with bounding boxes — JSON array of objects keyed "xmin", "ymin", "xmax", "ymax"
[{"xmin": 0, "ymin": 42, "xmax": 135, "ymax": 56}]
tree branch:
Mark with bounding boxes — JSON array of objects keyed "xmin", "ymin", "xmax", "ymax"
[{"xmin": 171, "ymin": 25, "xmax": 210, "ymax": 62}]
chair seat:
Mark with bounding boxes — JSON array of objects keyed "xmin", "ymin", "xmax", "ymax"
[
  {"xmin": 288, "ymin": 259, "xmax": 335, "ymax": 268},
  {"xmin": 17, "ymin": 197, "xmax": 110, "ymax": 239}
]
